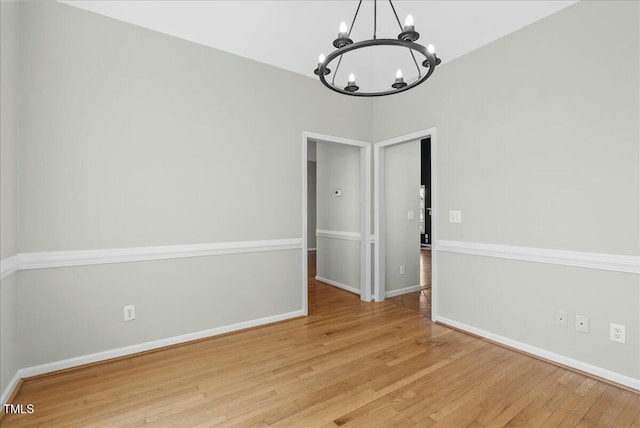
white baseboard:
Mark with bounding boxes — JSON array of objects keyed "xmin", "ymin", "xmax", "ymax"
[
  {"xmin": 315, "ymin": 276, "xmax": 360, "ymax": 295},
  {"xmin": 385, "ymin": 284, "xmax": 422, "ymax": 298},
  {"xmin": 435, "ymin": 315, "xmax": 640, "ymax": 391},
  {"xmin": 0, "ymin": 371, "xmax": 21, "ymax": 407},
  {"xmin": 1, "ymin": 309, "xmax": 304, "ymax": 405}
]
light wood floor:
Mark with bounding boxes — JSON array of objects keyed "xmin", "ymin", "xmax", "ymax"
[
  {"xmin": 387, "ymin": 249, "xmax": 432, "ymax": 319},
  {"xmin": 2, "ymin": 253, "xmax": 638, "ymax": 427}
]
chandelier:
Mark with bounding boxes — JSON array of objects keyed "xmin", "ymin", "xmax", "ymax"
[{"xmin": 314, "ymin": 0, "xmax": 441, "ymax": 97}]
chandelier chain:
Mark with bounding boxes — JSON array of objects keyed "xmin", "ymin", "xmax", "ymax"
[
  {"xmin": 387, "ymin": 0, "xmax": 402, "ymax": 30},
  {"xmin": 373, "ymin": 0, "xmax": 377, "ymax": 40}
]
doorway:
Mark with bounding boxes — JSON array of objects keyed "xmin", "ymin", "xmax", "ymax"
[
  {"xmin": 374, "ymin": 128, "xmax": 437, "ymax": 321},
  {"xmin": 301, "ymin": 132, "xmax": 371, "ymax": 316}
]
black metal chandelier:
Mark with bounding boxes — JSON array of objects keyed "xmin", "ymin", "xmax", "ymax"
[{"xmin": 314, "ymin": 0, "xmax": 442, "ymax": 97}]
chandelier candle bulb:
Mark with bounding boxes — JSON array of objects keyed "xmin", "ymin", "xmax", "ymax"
[
  {"xmin": 404, "ymin": 15, "xmax": 414, "ymax": 31},
  {"xmin": 391, "ymin": 69, "xmax": 407, "ymax": 89},
  {"xmin": 398, "ymin": 12, "xmax": 419, "ymax": 42},
  {"xmin": 333, "ymin": 21, "xmax": 353, "ymax": 48},
  {"xmin": 345, "ymin": 73, "xmax": 359, "ymax": 92},
  {"xmin": 338, "ymin": 22, "xmax": 348, "ymax": 38},
  {"xmin": 427, "ymin": 44, "xmax": 435, "ymax": 54},
  {"xmin": 314, "ymin": 53, "xmax": 331, "ymax": 75}
]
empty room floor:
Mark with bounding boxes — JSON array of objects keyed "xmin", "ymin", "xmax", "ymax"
[{"xmin": 2, "ymin": 254, "xmax": 638, "ymax": 426}]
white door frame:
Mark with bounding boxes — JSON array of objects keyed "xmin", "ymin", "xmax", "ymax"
[
  {"xmin": 374, "ymin": 128, "xmax": 437, "ymax": 321},
  {"xmin": 302, "ymin": 131, "xmax": 372, "ymax": 314}
]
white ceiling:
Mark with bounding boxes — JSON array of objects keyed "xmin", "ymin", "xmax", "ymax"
[{"xmin": 63, "ymin": 0, "xmax": 578, "ymax": 92}]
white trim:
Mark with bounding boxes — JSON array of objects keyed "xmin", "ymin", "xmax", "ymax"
[
  {"xmin": 0, "ymin": 371, "xmax": 21, "ymax": 406},
  {"xmin": 302, "ymin": 134, "xmax": 309, "ymax": 316},
  {"xmin": 316, "ymin": 229, "xmax": 362, "ymax": 242},
  {"xmin": 435, "ymin": 316, "xmax": 640, "ymax": 391},
  {"xmin": 302, "ymin": 131, "xmax": 372, "ymax": 305},
  {"xmin": 375, "ymin": 129, "xmax": 436, "ymax": 149},
  {"xmin": 361, "ymin": 144, "xmax": 372, "ymax": 302},
  {"xmin": 374, "ymin": 128, "xmax": 438, "ymax": 314},
  {"xmin": 435, "ymin": 240, "xmax": 640, "ymax": 274},
  {"xmin": 0, "ymin": 309, "xmax": 305, "ymax": 406},
  {"xmin": 0, "ymin": 254, "xmax": 20, "ymax": 280},
  {"xmin": 315, "ymin": 276, "xmax": 360, "ymax": 295},
  {"xmin": 0, "ymin": 239, "xmax": 301, "ymax": 274},
  {"xmin": 385, "ymin": 284, "xmax": 421, "ymax": 298},
  {"xmin": 304, "ymin": 131, "xmax": 370, "ymax": 148},
  {"xmin": 307, "ymin": 248, "xmax": 317, "ymax": 251}
]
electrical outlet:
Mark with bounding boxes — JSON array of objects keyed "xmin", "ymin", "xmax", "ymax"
[
  {"xmin": 407, "ymin": 210, "xmax": 414, "ymax": 220},
  {"xmin": 575, "ymin": 314, "xmax": 589, "ymax": 333},
  {"xmin": 124, "ymin": 305, "xmax": 136, "ymax": 321},
  {"xmin": 555, "ymin": 310, "xmax": 568, "ymax": 328},
  {"xmin": 449, "ymin": 210, "xmax": 462, "ymax": 223},
  {"xmin": 400, "ymin": 264, "xmax": 405, "ymax": 275},
  {"xmin": 610, "ymin": 323, "xmax": 625, "ymax": 344}
]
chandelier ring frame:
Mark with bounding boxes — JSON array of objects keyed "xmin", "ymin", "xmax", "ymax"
[{"xmin": 318, "ymin": 38, "xmax": 436, "ymax": 97}]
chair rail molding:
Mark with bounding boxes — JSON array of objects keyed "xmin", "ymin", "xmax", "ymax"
[
  {"xmin": 316, "ymin": 229, "xmax": 362, "ymax": 242},
  {"xmin": 434, "ymin": 240, "xmax": 640, "ymax": 274},
  {"xmin": 0, "ymin": 254, "xmax": 20, "ymax": 280},
  {"xmin": 0, "ymin": 238, "xmax": 302, "ymax": 276}
]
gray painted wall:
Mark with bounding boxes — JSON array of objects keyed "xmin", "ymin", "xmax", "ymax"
[
  {"xmin": 316, "ymin": 143, "xmax": 361, "ymax": 290},
  {"xmin": 384, "ymin": 140, "xmax": 421, "ymax": 293},
  {"xmin": 18, "ymin": 2, "xmax": 373, "ymax": 252},
  {"xmin": 5, "ymin": 1, "xmax": 372, "ymax": 377},
  {"xmin": 373, "ymin": 1, "xmax": 639, "ymax": 379},
  {"xmin": 0, "ymin": 2, "xmax": 20, "ymax": 394},
  {"xmin": 307, "ymin": 161, "xmax": 317, "ymax": 249}
]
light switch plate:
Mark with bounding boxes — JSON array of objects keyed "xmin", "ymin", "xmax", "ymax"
[
  {"xmin": 449, "ymin": 210, "xmax": 462, "ymax": 223},
  {"xmin": 408, "ymin": 210, "xmax": 414, "ymax": 220}
]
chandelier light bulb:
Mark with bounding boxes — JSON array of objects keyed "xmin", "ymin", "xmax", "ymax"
[
  {"xmin": 392, "ymin": 68, "xmax": 407, "ymax": 89},
  {"xmin": 405, "ymin": 15, "xmax": 414, "ymax": 27},
  {"xmin": 427, "ymin": 44, "xmax": 435, "ymax": 54},
  {"xmin": 345, "ymin": 72, "xmax": 359, "ymax": 92},
  {"xmin": 333, "ymin": 21, "xmax": 353, "ymax": 49},
  {"xmin": 314, "ymin": 53, "xmax": 331, "ymax": 76},
  {"xmin": 399, "ymin": 13, "xmax": 418, "ymax": 41}
]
